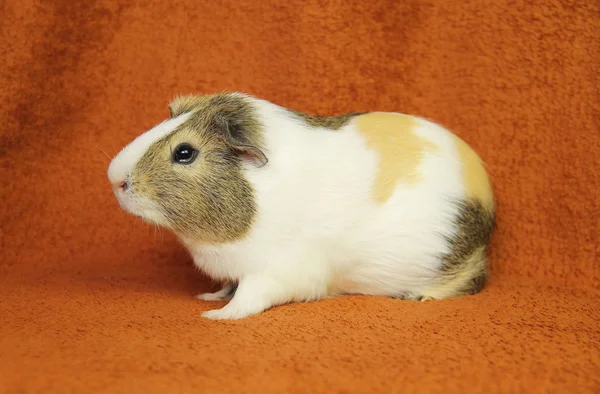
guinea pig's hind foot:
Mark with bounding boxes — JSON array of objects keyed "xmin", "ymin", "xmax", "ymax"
[
  {"xmin": 392, "ymin": 292, "xmax": 436, "ymax": 302},
  {"xmin": 196, "ymin": 282, "xmax": 237, "ymax": 302}
]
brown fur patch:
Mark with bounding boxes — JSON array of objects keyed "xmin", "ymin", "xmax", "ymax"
[
  {"xmin": 290, "ymin": 109, "xmax": 365, "ymax": 130},
  {"xmin": 424, "ymin": 199, "xmax": 495, "ymax": 299},
  {"xmin": 355, "ymin": 112, "xmax": 439, "ymax": 203},
  {"xmin": 168, "ymin": 95, "xmax": 208, "ymax": 118},
  {"xmin": 133, "ymin": 93, "xmax": 264, "ymax": 244}
]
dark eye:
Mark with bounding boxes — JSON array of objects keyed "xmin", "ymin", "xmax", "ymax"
[{"xmin": 172, "ymin": 143, "xmax": 198, "ymax": 164}]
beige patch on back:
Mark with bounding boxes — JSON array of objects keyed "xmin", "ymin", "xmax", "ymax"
[
  {"xmin": 355, "ymin": 112, "xmax": 438, "ymax": 203},
  {"xmin": 452, "ymin": 135, "xmax": 494, "ymax": 210}
]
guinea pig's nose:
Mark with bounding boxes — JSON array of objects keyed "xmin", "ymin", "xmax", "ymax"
[{"xmin": 112, "ymin": 179, "xmax": 129, "ymax": 191}]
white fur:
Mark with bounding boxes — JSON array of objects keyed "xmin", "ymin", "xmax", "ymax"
[
  {"xmin": 107, "ymin": 111, "xmax": 193, "ymax": 186},
  {"xmin": 183, "ymin": 96, "xmax": 474, "ymax": 320}
]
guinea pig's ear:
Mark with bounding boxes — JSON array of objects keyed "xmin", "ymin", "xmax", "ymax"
[{"xmin": 214, "ymin": 114, "xmax": 268, "ymax": 168}]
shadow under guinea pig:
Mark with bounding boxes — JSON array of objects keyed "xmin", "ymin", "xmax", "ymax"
[{"xmin": 77, "ymin": 240, "xmax": 214, "ymax": 298}]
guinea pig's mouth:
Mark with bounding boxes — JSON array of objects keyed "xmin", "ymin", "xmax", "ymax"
[{"xmin": 112, "ymin": 188, "xmax": 168, "ymax": 226}]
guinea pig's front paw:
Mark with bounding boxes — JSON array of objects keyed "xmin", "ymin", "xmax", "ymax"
[
  {"xmin": 201, "ymin": 306, "xmax": 256, "ymax": 320},
  {"xmin": 195, "ymin": 282, "xmax": 237, "ymax": 302},
  {"xmin": 200, "ymin": 294, "xmax": 271, "ymax": 320},
  {"xmin": 200, "ymin": 275, "xmax": 284, "ymax": 320},
  {"xmin": 196, "ymin": 292, "xmax": 233, "ymax": 302}
]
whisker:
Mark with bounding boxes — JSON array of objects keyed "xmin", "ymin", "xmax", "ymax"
[{"xmin": 95, "ymin": 145, "xmax": 112, "ymax": 161}]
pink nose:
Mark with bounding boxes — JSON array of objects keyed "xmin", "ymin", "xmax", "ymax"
[{"xmin": 113, "ymin": 180, "xmax": 128, "ymax": 191}]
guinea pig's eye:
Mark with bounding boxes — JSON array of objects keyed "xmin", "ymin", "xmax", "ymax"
[{"xmin": 172, "ymin": 143, "xmax": 198, "ymax": 164}]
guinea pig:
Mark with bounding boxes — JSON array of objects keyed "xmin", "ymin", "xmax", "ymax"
[{"xmin": 107, "ymin": 92, "xmax": 495, "ymax": 320}]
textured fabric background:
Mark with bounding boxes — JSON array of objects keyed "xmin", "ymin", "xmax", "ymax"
[{"xmin": 1, "ymin": 1, "xmax": 599, "ymax": 393}]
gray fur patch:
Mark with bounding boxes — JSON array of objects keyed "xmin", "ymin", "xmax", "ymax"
[
  {"xmin": 289, "ymin": 109, "xmax": 366, "ymax": 130},
  {"xmin": 439, "ymin": 199, "xmax": 496, "ymax": 296}
]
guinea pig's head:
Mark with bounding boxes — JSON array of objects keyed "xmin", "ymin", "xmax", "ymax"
[{"xmin": 107, "ymin": 93, "xmax": 268, "ymax": 244}]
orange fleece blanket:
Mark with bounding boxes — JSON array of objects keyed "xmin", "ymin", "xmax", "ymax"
[{"xmin": 1, "ymin": 1, "xmax": 599, "ymax": 393}]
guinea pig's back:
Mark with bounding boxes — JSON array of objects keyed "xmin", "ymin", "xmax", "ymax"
[{"xmin": 347, "ymin": 112, "xmax": 493, "ymax": 207}]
